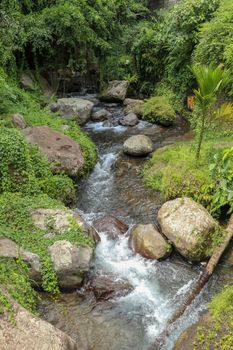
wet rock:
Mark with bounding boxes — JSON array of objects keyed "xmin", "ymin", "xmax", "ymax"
[
  {"xmin": 52, "ymin": 98, "xmax": 94, "ymax": 125},
  {"xmin": 123, "ymin": 134, "xmax": 153, "ymax": 156},
  {"xmin": 0, "ymin": 237, "xmax": 42, "ymax": 285},
  {"xmin": 119, "ymin": 113, "xmax": 139, "ymax": 126},
  {"xmin": 91, "ymin": 109, "xmax": 111, "ymax": 121},
  {"xmin": 129, "ymin": 224, "xmax": 171, "ymax": 260},
  {"xmin": 158, "ymin": 198, "xmax": 218, "ymax": 262},
  {"xmin": 11, "ymin": 113, "xmax": 26, "ymax": 129},
  {"xmin": 20, "ymin": 71, "xmax": 35, "ymax": 90},
  {"xmin": 82, "ymin": 274, "xmax": 133, "ymax": 300},
  {"xmin": 102, "ymin": 118, "xmax": 119, "ymax": 127},
  {"xmin": 174, "ymin": 313, "xmax": 212, "ymax": 350},
  {"xmin": 0, "ymin": 294, "xmax": 78, "ymax": 350},
  {"xmin": 48, "ymin": 240, "xmax": 93, "ymax": 289},
  {"xmin": 93, "ymin": 215, "xmax": 129, "ymax": 239},
  {"xmin": 31, "ymin": 208, "xmax": 100, "ymax": 244},
  {"xmin": 123, "ymin": 98, "xmax": 144, "ymax": 115},
  {"xmin": 100, "ymin": 81, "xmax": 129, "ymax": 102},
  {"xmin": 23, "ymin": 126, "xmax": 84, "ymax": 176}
]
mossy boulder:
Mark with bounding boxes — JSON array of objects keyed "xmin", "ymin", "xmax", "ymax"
[
  {"xmin": 142, "ymin": 96, "xmax": 176, "ymax": 126},
  {"xmin": 157, "ymin": 198, "xmax": 219, "ymax": 261}
]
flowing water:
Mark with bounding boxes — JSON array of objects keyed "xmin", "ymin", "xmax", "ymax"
[{"xmin": 39, "ymin": 100, "xmax": 233, "ymax": 349}]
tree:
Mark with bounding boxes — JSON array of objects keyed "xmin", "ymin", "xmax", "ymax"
[{"xmin": 190, "ymin": 64, "xmax": 230, "ymax": 160}]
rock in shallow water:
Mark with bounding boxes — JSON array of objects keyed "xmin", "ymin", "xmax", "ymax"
[
  {"xmin": 81, "ymin": 273, "xmax": 133, "ymax": 300},
  {"xmin": 123, "ymin": 134, "xmax": 153, "ymax": 156},
  {"xmin": 91, "ymin": 108, "xmax": 111, "ymax": 121},
  {"xmin": 157, "ymin": 197, "xmax": 218, "ymax": 262},
  {"xmin": 129, "ymin": 224, "xmax": 171, "ymax": 260},
  {"xmin": 119, "ymin": 113, "xmax": 139, "ymax": 126},
  {"xmin": 93, "ymin": 215, "xmax": 129, "ymax": 239}
]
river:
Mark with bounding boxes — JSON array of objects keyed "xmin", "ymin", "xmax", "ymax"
[{"xmin": 39, "ymin": 99, "xmax": 232, "ymax": 349}]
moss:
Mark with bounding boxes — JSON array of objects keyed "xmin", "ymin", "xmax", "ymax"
[
  {"xmin": 0, "ymin": 192, "xmax": 93, "ymax": 294},
  {"xmin": 142, "ymin": 96, "xmax": 176, "ymax": 126}
]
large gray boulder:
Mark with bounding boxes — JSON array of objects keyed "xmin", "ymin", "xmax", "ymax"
[
  {"xmin": 0, "ymin": 237, "xmax": 42, "ymax": 285},
  {"xmin": 48, "ymin": 240, "xmax": 93, "ymax": 289},
  {"xmin": 119, "ymin": 113, "xmax": 139, "ymax": 127},
  {"xmin": 31, "ymin": 208, "xmax": 100, "ymax": 244},
  {"xmin": 20, "ymin": 72, "xmax": 35, "ymax": 90},
  {"xmin": 100, "ymin": 81, "xmax": 129, "ymax": 102},
  {"xmin": 53, "ymin": 98, "xmax": 94, "ymax": 125},
  {"xmin": 123, "ymin": 135, "xmax": 153, "ymax": 156},
  {"xmin": 23, "ymin": 126, "xmax": 84, "ymax": 177},
  {"xmin": 157, "ymin": 198, "xmax": 218, "ymax": 261},
  {"xmin": 0, "ymin": 294, "xmax": 78, "ymax": 350},
  {"xmin": 129, "ymin": 224, "xmax": 170, "ymax": 260}
]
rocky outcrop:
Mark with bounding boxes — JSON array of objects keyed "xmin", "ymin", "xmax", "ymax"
[
  {"xmin": 11, "ymin": 114, "xmax": 26, "ymax": 129},
  {"xmin": 123, "ymin": 135, "xmax": 153, "ymax": 156},
  {"xmin": 91, "ymin": 109, "xmax": 111, "ymax": 121},
  {"xmin": 129, "ymin": 224, "xmax": 170, "ymax": 260},
  {"xmin": 119, "ymin": 113, "xmax": 139, "ymax": 126},
  {"xmin": 93, "ymin": 215, "xmax": 129, "ymax": 239},
  {"xmin": 23, "ymin": 126, "xmax": 84, "ymax": 176},
  {"xmin": 52, "ymin": 98, "xmax": 94, "ymax": 125},
  {"xmin": 31, "ymin": 208, "xmax": 100, "ymax": 244},
  {"xmin": 48, "ymin": 240, "xmax": 93, "ymax": 289},
  {"xmin": 157, "ymin": 198, "xmax": 217, "ymax": 261},
  {"xmin": 0, "ymin": 295, "xmax": 78, "ymax": 350},
  {"xmin": 123, "ymin": 98, "xmax": 144, "ymax": 115},
  {"xmin": 38, "ymin": 75, "xmax": 54, "ymax": 97},
  {"xmin": 81, "ymin": 273, "xmax": 133, "ymax": 300},
  {"xmin": 0, "ymin": 237, "xmax": 42, "ymax": 285},
  {"xmin": 100, "ymin": 81, "xmax": 129, "ymax": 102}
]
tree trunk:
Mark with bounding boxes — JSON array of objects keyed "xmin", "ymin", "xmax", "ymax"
[
  {"xmin": 151, "ymin": 214, "xmax": 233, "ymax": 350},
  {"xmin": 196, "ymin": 110, "xmax": 205, "ymax": 160}
]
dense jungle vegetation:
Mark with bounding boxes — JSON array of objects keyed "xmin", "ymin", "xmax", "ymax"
[{"xmin": 0, "ymin": 0, "xmax": 233, "ymax": 347}]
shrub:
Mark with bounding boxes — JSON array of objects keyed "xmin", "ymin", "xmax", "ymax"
[
  {"xmin": 142, "ymin": 96, "xmax": 176, "ymax": 126},
  {"xmin": 143, "ymin": 139, "xmax": 233, "ymax": 216},
  {"xmin": 0, "ymin": 192, "xmax": 93, "ymax": 294}
]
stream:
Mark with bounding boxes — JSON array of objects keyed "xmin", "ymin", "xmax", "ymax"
[{"xmin": 39, "ymin": 99, "xmax": 233, "ymax": 350}]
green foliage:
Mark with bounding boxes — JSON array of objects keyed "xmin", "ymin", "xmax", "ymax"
[
  {"xmin": 194, "ymin": 0, "xmax": 233, "ymax": 96},
  {"xmin": 189, "ymin": 64, "xmax": 231, "ymax": 159},
  {"xmin": 143, "ymin": 139, "xmax": 233, "ymax": 217},
  {"xmin": 0, "ymin": 192, "xmax": 93, "ymax": 294},
  {"xmin": 142, "ymin": 96, "xmax": 176, "ymax": 126},
  {"xmin": 0, "ymin": 127, "xmax": 76, "ymax": 203},
  {"xmin": 193, "ymin": 285, "xmax": 233, "ymax": 350},
  {"xmin": 0, "ymin": 258, "xmax": 38, "ymax": 313}
]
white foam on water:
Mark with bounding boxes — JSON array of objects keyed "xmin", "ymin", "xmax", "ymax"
[{"xmin": 86, "ymin": 121, "xmax": 127, "ymax": 132}]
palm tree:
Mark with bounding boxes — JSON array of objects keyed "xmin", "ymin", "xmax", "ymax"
[{"xmin": 189, "ymin": 64, "xmax": 230, "ymax": 160}]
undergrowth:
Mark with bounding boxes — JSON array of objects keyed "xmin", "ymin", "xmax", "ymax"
[{"xmin": 0, "ymin": 192, "xmax": 93, "ymax": 295}]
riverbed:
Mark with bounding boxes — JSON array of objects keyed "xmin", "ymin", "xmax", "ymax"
[{"xmin": 39, "ymin": 100, "xmax": 232, "ymax": 349}]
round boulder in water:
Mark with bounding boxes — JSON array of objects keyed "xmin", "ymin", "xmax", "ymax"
[
  {"xmin": 123, "ymin": 135, "xmax": 153, "ymax": 156},
  {"xmin": 93, "ymin": 215, "xmax": 129, "ymax": 239},
  {"xmin": 91, "ymin": 108, "xmax": 111, "ymax": 122},
  {"xmin": 129, "ymin": 224, "xmax": 171, "ymax": 260},
  {"xmin": 119, "ymin": 113, "xmax": 139, "ymax": 127}
]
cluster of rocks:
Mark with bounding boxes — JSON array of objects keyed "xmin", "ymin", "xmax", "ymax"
[
  {"xmin": 0, "ymin": 209, "xmax": 99, "ymax": 290},
  {"xmin": 93, "ymin": 198, "xmax": 218, "ymax": 263}
]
